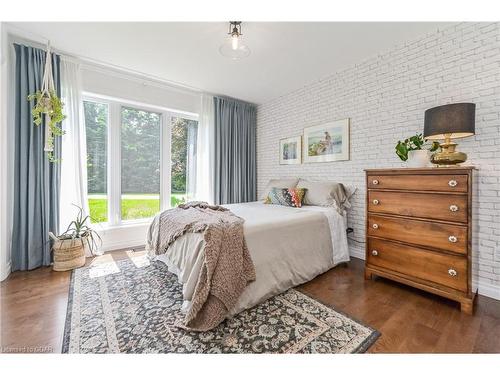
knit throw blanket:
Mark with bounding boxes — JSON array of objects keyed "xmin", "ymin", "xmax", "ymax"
[{"xmin": 146, "ymin": 201, "xmax": 256, "ymax": 331}]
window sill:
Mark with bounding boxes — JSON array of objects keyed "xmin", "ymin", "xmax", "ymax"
[{"xmin": 91, "ymin": 219, "xmax": 153, "ymax": 232}]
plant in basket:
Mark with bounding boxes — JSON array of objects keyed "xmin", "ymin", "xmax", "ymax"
[{"xmin": 49, "ymin": 205, "xmax": 101, "ymax": 271}]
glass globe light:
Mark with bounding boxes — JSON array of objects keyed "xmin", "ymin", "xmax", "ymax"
[{"xmin": 219, "ymin": 22, "xmax": 250, "ymax": 60}]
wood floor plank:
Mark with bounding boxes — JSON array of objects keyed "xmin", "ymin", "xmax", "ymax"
[
  {"xmin": 472, "ymin": 297, "xmax": 500, "ymax": 353},
  {"xmin": 1, "ymin": 254, "xmax": 499, "ymax": 353}
]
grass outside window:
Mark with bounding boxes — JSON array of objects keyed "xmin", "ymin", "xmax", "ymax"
[{"xmin": 88, "ymin": 193, "xmax": 186, "ymax": 223}]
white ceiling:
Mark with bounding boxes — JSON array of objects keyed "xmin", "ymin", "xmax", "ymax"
[{"xmin": 9, "ymin": 22, "xmax": 451, "ymax": 104}]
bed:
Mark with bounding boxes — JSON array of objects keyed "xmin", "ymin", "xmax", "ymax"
[{"xmin": 156, "ymin": 201, "xmax": 350, "ymax": 316}]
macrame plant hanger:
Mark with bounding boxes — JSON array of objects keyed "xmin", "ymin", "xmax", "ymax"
[{"xmin": 41, "ymin": 41, "xmax": 55, "ymax": 152}]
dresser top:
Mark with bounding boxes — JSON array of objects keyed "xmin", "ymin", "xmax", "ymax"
[{"xmin": 365, "ymin": 166, "xmax": 475, "ymax": 173}]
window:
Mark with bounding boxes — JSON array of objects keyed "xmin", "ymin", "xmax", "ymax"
[
  {"xmin": 170, "ymin": 116, "xmax": 198, "ymax": 207},
  {"xmin": 121, "ymin": 107, "xmax": 161, "ymax": 221},
  {"xmin": 83, "ymin": 95, "xmax": 199, "ymax": 226},
  {"xmin": 84, "ymin": 101, "xmax": 109, "ymax": 224}
]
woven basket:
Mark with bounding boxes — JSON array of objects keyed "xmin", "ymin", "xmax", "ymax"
[{"xmin": 52, "ymin": 234, "xmax": 88, "ymax": 272}]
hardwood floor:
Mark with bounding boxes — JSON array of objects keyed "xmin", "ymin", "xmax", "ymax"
[{"xmin": 1, "ymin": 252, "xmax": 499, "ymax": 353}]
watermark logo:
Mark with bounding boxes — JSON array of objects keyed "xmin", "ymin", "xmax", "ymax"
[{"xmin": 1, "ymin": 346, "xmax": 53, "ymax": 353}]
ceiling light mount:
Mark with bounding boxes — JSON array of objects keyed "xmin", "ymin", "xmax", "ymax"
[
  {"xmin": 229, "ymin": 21, "xmax": 242, "ymax": 38},
  {"xmin": 220, "ymin": 21, "xmax": 250, "ymax": 60}
]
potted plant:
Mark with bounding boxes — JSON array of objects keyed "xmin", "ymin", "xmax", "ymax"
[
  {"xmin": 395, "ymin": 133, "xmax": 439, "ymax": 167},
  {"xmin": 27, "ymin": 44, "xmax": 66, "ymax": 162},
  {"xmin": 49, "ymin": 206, "xmax": 101, "ymax": 271},
  {"xmin": 27, "ymin": 90, "xmax": 66, "ymax": 159}
]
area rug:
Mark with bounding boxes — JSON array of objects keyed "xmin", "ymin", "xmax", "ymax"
[{"xmin": 62, "ymin": 253, "xmax": 379, "ymax": 353}]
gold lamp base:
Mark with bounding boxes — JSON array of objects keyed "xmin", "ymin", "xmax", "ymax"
[{"xmin": 430, "ymin": 136, "xmax": 467, "ymax": 167}]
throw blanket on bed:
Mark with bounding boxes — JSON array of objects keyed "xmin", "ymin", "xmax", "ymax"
[{"xmin": 146, "ymin": 201, "xmax": 256, "ymax": 331}]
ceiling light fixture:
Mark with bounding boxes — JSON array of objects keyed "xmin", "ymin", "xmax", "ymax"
[{"xmin": 219, "ymin": 21, "xmax": 250, "ymax": 60}]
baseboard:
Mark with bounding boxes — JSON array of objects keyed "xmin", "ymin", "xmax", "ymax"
[
  {"xmin": 349, "ymin": 243, "xmax": 365, "ymax": 260},
  {"xmin": 348, "ymin": 243, "xmax": 499, "ymax": 301},
  {"xmin": 477, "ymin": 281, "xmax": 500, "ymax": 301},
  {"xmin": 102, "ymin": 240, "xmax": 146, "ymax": 253}
]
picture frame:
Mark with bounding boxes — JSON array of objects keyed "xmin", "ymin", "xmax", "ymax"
[
  {"xmin": 303, "ymin": 118, "xmax": 350, "ymax": 163},
  {"xmin": 279, "ymin": 136, "xmax": 302, "ymax": 165}
]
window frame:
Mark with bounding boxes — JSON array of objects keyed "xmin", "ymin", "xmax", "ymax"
[{"xmin": 83, "ymin": 92, "xmax": 199, "ymax": 228}]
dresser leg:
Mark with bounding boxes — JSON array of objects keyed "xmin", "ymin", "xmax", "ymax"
[
  {"xmin": 460, "ymin": 299, "xmax": 474, "ymax": 315},
  {"xmin": 364, "ymin": 269, "xmax": 372, "ymax": 280}
]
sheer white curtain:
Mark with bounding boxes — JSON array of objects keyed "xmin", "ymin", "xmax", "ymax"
[
  {"xmin": 186, "ymin": 121, "xmax": 198, "ymax": 200},
  {"xmin": 59, "ymin": 57, "xmax": 89, "ymax": 233},
  {"xmin": 194, "ymin": 94, "xmax": 215, "ymax": 203}
]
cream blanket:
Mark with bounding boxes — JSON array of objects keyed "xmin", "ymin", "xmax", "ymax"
[
  {"xmin": 157, "ymin": 202, "xmax": 350, "ymax": 317},
  {"xmin": 146, "ymin": 201, "xmax": 256, "ymax": 331}
]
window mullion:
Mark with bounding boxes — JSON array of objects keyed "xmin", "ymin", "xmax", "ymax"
[{"xmin": 161, "ymin": 112, "xmax": 172, "ymax": 210}]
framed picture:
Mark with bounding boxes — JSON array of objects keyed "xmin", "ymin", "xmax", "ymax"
[
  {"xmin": 279, "ymin": 136, "xmax": 302, "ymax": 165},
  {"xmin": 303, "ymin": 118, "xmax": 350, "ymax": 163}
]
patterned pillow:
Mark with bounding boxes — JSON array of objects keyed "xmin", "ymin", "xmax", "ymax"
[{"xmin": 264, "ymin": 188, "xmax": 307, "ymax": 208}]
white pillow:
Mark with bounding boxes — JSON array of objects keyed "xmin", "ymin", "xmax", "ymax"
[
  {"xmin": 260, "ymin": 178, "xmax": 299, "ymax": 200},
  {"xmin": 296, "ymin": 179, "xmax": 355, "ymax": 210}
]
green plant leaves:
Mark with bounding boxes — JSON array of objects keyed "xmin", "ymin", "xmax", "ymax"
[
  {"xmin": 395, "ymin": 133, "xmax": 439, "ymax": 162},
  {"xmin": 409, "ymin": 134, "xmax": 424, "ymax": 149},
  {"xmin": 395, "ymin": 141, "xmax": 409, "ymax": 161},
  {"xmin": 27, "ymin": 90, "xmax": 66, "ymax": 163},
  {"xmin": 59, "ymin": 204, "xmax": 102, "ymax": 255}
]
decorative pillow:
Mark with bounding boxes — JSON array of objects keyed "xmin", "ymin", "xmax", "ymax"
[
  {"xmin": 264, "ymin": 187, "xmax": 307, "ymax": 208},
  {"xmin": 296, "ymin": 179, "xmax": 355, "ymax": 211},
  {"xmin": 259, "ymin": 178, "xmax": 299, "ymax": 200}
]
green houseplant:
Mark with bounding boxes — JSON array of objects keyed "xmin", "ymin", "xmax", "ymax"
[
  {"xmin": 27, "ymin": 90, "xmax": 66, "ymax": 158},
  {"xmin": 395, "ymin": 133, "xmax": 439, "ymax": 167},
  {"xmin": 49, "ymin": 205, "xmax": 102, "ymax": 271},
  {"xmin": 27, "ymin": 44, "xmax": 66, "ymax": 163}
]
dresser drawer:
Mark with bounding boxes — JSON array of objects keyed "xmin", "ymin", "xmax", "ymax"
[
  {"xmin": 368, "ymin": 191, "xmax": 468, "ymax": 223},
  {"xmin": 367, "ymin": 174, "xmax": 468, "ymax": 193},
  {"xmin": 367, "ymin": 238, "xmax": 468, "ymax": 292},
  {"xmin": 368, "ymin": 214, "xmax": 467, "ymax": 255}
]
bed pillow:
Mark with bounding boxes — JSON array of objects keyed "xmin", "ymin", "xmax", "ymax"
[
  {"xmin": 296, "ymin": 179, "xmax": 354, "ymax": 210},
  {"xmin": 264, "ymin": 187, "xmax": 307, "ymax": 208},
  {"xmin": 259, "ymin": 178, "xmax": 299, "ymax": 200}
]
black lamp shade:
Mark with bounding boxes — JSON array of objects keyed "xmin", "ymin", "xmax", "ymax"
[{"xmin": 424, "ymin": 103, "xmax": 476, "ymax": 140}]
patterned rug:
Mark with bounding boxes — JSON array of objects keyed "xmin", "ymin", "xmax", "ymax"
[{"xmin": 62, "ymin": 253, "xmax": 379, "ymax": 353}]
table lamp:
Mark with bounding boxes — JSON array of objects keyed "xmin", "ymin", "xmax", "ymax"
[{"xmin": 423, "ymin": 103, "xmax": 476, "ymax": 166}]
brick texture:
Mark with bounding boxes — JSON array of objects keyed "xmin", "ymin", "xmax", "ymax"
[{"xmin": 256, "ymin": 22, "xmax": 500, "ymax": 298}]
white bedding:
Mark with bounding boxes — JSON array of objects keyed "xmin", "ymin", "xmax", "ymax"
[{"xmin": 157, "ymin": 201, "xmax": 350, "ymax": 316}]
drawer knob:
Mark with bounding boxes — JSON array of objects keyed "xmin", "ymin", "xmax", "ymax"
[
  {"xmin": 372, "ymin": 179, "xmax": 379, "ymax": 185},
  {"xmin": 371, "ymin": 250, "xmax": 378, "ymax": 256},
  {"xmin": 448, "ymin": 179, "xmax": 458, "ymax": 187},
  {"xmin": 372, "ymin": 223, "xmax": 379, "ymax": 229},
  {"xmin": 449, "ymin": 204, "xmax": 459, "ymax": 212},
  {"xmin": 372, "ymin": 199, "xmax": 379, "ymax": 205},
  {"xmin": 448, "ymin": 268, "xmax": 457, "ymax": 277},
  {"xmin": 448, "ymin": 235, "xmax": 458, "ymax": 243}
]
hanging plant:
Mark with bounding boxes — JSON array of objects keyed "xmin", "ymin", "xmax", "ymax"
[{"xmin": 27, "ymin": 43, "xmax": 66, "ymax": 162}]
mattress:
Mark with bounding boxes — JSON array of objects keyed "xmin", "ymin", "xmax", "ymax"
[{"xmin": 156, "ymin": 201, "xmax": 350, "ymax": 316}]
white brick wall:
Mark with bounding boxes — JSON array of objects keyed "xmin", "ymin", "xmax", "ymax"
[{"xmin": 256, "ymin": 22, "xmax": 500, "ymax": 300}]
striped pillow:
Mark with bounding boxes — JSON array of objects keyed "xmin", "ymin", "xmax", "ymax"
[{"xmin": 264, "ymin": 188, "xmax": 307, "ymax": 208}]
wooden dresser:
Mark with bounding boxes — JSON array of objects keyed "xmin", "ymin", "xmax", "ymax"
[{"xmin": 364, "ymin": 167, "xmax": 476, "ymax": 314}]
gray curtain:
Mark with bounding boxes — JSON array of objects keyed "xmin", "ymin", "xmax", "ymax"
[
  {"xmin": 214, "ymin": 96, "xmax": 257, "ymax": 204},
  {"xmin": 12, "ymin": 44, "xmax": 61, "ymax": 271}
]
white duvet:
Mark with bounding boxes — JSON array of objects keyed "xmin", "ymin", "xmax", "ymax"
[{"xmin": 157, "ymin": 201, "xmax": 350, "ymax": 316}]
